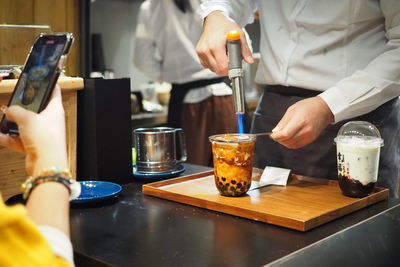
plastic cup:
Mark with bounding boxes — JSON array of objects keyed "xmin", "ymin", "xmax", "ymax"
[
  {"xmin": 209, "ymin": 134, "xmax": 256, "ymax": 197},
  {"xmin": 336, "ymin": 136, "xmax": 382, "ymax": 197},
  {"xmin": 334, "ymin": 121, "xmax": 384, "ymax": 198}
]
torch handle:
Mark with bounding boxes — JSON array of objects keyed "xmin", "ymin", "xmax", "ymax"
[{"xmin": 227, "ymin": 31, "xmax": 245, "ymax": 114}]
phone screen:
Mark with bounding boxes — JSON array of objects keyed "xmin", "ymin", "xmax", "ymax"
[
  {"xmin": 0, "ymin": 33, "xmax": 73, "ymax": 134},
  {"xmin": 10, "ymin": 36, "xmax": 67, "ymax": 112}
]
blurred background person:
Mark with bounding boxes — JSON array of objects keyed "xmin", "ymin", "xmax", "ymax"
[{"xmin": 133, "ymin": 0, "xmax": 241, "ymax": 166}]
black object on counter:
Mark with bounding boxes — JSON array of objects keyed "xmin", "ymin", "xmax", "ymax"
[
  {"xmin": 77, "ymin": 78, "xmax": 132, "ymax": 184},
  {"xmin": 91, "ymin": 33, "xmax": 106, "ymax": 72}
]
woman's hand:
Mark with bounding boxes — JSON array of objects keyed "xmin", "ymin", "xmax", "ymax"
[
  {"xmin": 196, "ymin": 11, "xmax": 253, "ymax": 75},
  {"xmin": 0, "ymin": 85, "xmax": 68, "ymax": 176}
]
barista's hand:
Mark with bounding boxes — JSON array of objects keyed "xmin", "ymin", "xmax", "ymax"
[
  {"xmin": 0, "ymin": 86, "xmax": 68, "ymax": 176},
  {"xmin": 196, "ymin": 11, "xmax": 253, "ymax": 75},
  {"xmin": 270, "ymin": 97, "xmax": 334, "ymax": 149}
]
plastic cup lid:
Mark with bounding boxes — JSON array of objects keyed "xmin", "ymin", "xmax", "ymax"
[{"xmin": 334, "ymin": 121, "xmax": 384, "ymax": 147}]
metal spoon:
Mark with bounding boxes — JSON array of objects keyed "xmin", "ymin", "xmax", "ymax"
[{"xmin": 251, "ymin": 132, "xmax": 272, "ymax": 137}]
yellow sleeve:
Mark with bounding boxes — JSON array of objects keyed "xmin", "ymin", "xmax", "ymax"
[{"xmin": 0, "ymin": 195, "xmax": 73, "ymax": 267}]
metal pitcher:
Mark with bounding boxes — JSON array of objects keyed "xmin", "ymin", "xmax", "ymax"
[{"xmin": 133, "ymin": 127, "xmax": 187, "ymax": 173}]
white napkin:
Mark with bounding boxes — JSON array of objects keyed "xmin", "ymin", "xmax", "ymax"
[{"xmin": 249, "ymin": 166, "xmax": 291, "ymax": 190}]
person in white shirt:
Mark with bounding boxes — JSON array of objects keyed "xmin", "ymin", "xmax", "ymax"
[
  {"xmin": 196, "ymin": 0, "xmax": 400, "ymax": 197},
  {"xmin": 133, "ymin": 0, "xmax": 238, "ymax": 166}
]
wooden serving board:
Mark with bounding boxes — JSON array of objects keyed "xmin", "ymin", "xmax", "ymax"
[{"xmin": 142, "ymin": 169, "xmax": 389, "ymax": 231}]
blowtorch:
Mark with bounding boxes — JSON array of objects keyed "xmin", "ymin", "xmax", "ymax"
[{"xmin": 227, "ymin": 30, "xmax": 245, "ymax": 115}]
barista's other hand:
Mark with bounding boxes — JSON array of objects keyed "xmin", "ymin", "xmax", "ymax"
[
  {"xmin": 270, "ymin": 97, "xmax": 334, "ymax": 149},
  {"xmin": 0, "ymin": 86, "xmax": 68, "ymax": 176},
  {"xmin": 196, "ymin": 11, "xmax": 253, "ymax": 76}
]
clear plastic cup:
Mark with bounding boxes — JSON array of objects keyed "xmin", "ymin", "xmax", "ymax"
[
  {"xmin": 209, "ymin": 134, "xmax": 256, "ymax": 197},
  {"xmin": 334, "ymin": 121, "xmax": 384, "ymax": 198}
]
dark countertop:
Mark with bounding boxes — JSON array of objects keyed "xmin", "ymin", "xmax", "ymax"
[
  {"xmin": 70, "ymin": 164, "xmax": 400, "ymax": 267},
  {"xmin": 267, "ymin": 204, "xmax": 400, "ymax": 267}
]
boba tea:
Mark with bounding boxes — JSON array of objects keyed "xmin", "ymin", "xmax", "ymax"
[
  {"xmin": 334, "ymin": 121, "xmax": 384, "ymax": 198},
  {"xmin": 336, "ymin": 136, "xmax": 382, "ymax": 197},
  {"xmin": 209, "ymin": 134, "xmax": 256, "ymax": 197}
]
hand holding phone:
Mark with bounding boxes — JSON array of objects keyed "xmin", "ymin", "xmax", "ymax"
[
  {"xmin": 0, "ymin": 33, "xmax": 74, "ymax": 134},
  {"xmin": 0, "ymin": 86, "xmax": 68, "ymax": 175}
]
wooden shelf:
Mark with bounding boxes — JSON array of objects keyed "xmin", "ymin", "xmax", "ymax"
[{"xmin": 0, "ymin": 76, "xmax": 84, "ymax": 93}]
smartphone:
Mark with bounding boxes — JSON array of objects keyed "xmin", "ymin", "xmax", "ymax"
[{"xmin": 0, "ymin": 33, "xmax": 74, "ymax": 135}]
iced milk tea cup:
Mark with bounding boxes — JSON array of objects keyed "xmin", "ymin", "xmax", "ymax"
[
  {"xmin": 209, "ymin": 134, "xmax": 256, "ymax": 197},
  {"xmin": 334, "ymin": 121, "xmax": 384, "ymax": 198}
]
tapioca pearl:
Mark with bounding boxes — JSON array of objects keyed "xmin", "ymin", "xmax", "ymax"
[
  {"xmin": 231, "ymin": 180, "xmax": 237, "ymax": 184},
  {"xmin": 237, "ymin": 183, "xmax": 242, "ymax": 188}
]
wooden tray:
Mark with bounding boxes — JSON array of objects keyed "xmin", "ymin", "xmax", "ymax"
[{"xmin": 142, "ymin": 169, "xmax": 389, "ymax": 231}]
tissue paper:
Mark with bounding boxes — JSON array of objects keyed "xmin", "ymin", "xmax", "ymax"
[{"xmin": 249, "ymin": 166, "xmax": 291, "ymax": 191}]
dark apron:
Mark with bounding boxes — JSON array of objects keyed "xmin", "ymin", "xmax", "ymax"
[
  {"xmin": 168, "ymin": 77, "xmax": 236, "ymax": 166},
  {"xmin": 251, "ymin": 85, "xmax": 400, "ymax": 198},
  {"xmin": 167, "ymin": 77, "xmax": 225, "ymax": 128}
]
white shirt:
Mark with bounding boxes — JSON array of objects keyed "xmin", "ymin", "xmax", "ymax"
[
  {"xmin": 200, "ymin": 0, "xmax": 400, "ymax": 123},
  {"xmin": 133, "ymin": 0, "xmax": 232, "ymax": 103},
  {"xmin": 39, "ymin": 225, "xmax": 75, "ymax": 266}
]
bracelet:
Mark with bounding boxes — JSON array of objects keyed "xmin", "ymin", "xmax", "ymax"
[
  {"xmin": 21, "ymin": 167, "xmax": 81, "ymax": 200},
  {"xmin": 23, "ymin": 175, "xmax": 72, "ymax": 200}
]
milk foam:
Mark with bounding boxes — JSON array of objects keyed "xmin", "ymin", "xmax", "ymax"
[{"xmin": 336, "ymin": 136, "xmax": 382, "ymax": 185}]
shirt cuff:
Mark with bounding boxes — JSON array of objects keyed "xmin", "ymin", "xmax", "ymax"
[
  {"xmin": 318, "ymin": 87, "xmax": 349, "ymax": 123},
  {"xmin": 38, "ymin": 225, "xmax": 74, "ymax": 266},
  {"xmin": 197, "ymin": 3, "xmax": 230, "ymax": 20}
]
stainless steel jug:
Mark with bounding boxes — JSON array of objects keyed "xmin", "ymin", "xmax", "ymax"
[{"xmin": 133, "ymin": 127, "xmax": 187, "ymax": 173}]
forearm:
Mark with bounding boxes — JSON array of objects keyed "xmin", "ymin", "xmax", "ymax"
[
  {"xmin": 26, "ymin": 151, "xmax": 70, "ymax": 237},
  {"xmin": 319, "ymin": 2, "xmax": 400, "ymax": 123},
  {"xmin": 26, "ymin": 182, "xmax": 70, "ymax": 237},
  {"xmin": 319, "ymin": 70, "xmax": 400, "ymax": 123},
  {"xmin": 0, "ymin": 197, "xmax": 74, "ymax": 266},
  {"xmin": 30, "ymin": 149, "xmax": 69, "ymax": 178}
]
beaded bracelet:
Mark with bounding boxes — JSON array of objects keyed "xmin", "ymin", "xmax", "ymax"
[{"xmin": 21, "ymin": 167, "xmax": 80, "ymax": 200}]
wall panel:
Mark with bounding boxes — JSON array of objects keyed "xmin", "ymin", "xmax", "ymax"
[{"xmin": 0, "ymin": 0, "xmax": 80, "ymax": 76}]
